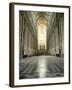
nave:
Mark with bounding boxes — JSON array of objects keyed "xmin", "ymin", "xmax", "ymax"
[{"xmin": 19, "ymin": 11, "xmax": 64, "ymax": 79}]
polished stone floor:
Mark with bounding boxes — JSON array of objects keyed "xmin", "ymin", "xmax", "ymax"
[{"xmin": 19, "ymin": 55, "xmax": 64, "ymax": 79}]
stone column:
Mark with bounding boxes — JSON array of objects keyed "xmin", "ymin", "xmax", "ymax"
[
  {"xmin": 19, "ymin": 13, "xmax": 22, "ymax": 59},
  {"xmin": 56, "ymin": 13, "xmax": 61, "ymax": 56}
]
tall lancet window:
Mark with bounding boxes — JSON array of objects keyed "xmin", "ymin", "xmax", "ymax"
[{"xmin": 37, "ymin": 16, "xmax": 47, "ymax": 50}]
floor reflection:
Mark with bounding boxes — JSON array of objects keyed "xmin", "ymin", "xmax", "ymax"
[{"xmin": 37, "ymin": 56, "xmax": 47, "ymax": 78}]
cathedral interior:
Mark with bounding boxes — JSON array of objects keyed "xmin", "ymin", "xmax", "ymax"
[{"xmin": 19, "ymin": 11, "xmax": 64, "ymax": 79}]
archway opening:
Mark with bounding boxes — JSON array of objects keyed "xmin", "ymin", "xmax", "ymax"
[{"xmin": 37, "ymin": 17, "xmax": 47, "ymax": 51}]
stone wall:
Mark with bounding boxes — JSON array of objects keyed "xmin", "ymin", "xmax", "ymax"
[
  {"xmin": 19, "ymin": 11, "xmax": 37, "ymax": 59},
  {"xmin": 47, "ymin": 13, "xmax": 64, "ymax": 57}
]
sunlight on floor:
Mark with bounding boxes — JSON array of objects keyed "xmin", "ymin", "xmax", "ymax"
[{"xmin": 38, "ymin": 57, "xmax": 47, "ymax": 78}]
